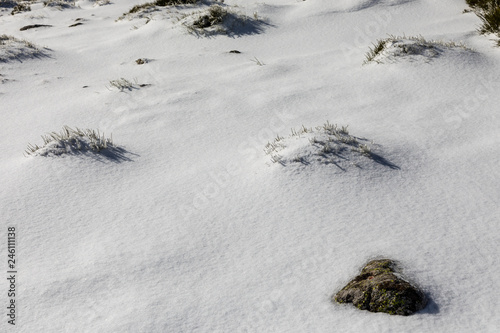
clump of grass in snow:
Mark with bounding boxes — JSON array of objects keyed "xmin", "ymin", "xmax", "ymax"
[
  {"xmin": 119, "ymin": 1, "xmax": 264, "ymax": 35},
  {"xmin": 108, "ymin": 78, "xmax": 136, "ymax": 91},
  {"xmin": 192, "ymin": 5, "xmax": 227, "ymax": 29},
  {"xmin": 156, "ymin": 0, "xmax": 198, "ymax": 5},
  {"xmin": 43, "ymin": 0, "xmax": 77, "ymax": 8},
  {"xmin": 11, "ymin": 2, "xmax": 31, "ymax": 15},
  {"xmin": 364, "ymin": 39, "xmax": 388, "ymax": 64},
  {"xmin": 478, "ymin": 7, "xmax": 500, "ymax": 37},
  {"xmin": 466, "ymin": 0, "xmax": 500, "ymax": 11},
  {"xmin": 119, "ymin": 0, "xmax": 198, "ymax": 20},
  {"xmin": 466, "ymin": 0, "xmax": 500, "ymax": 45},
  {"xmin": 0, "ymin": 34, "xmax": 48, "ymax": 62},
  {"xmin": 125, "ymin": 2, "xmax": 156, "ymax": 16},
  {"xmin": 264, "ymin": 121, "xmax": 375, "ymax": 167},
  {"xmin": 357, "ymin": 144, "xmax": 372, "ymax": 156},
  {"xmin": 90, "ymin": 0, "xmax": 112, "ymax": 6},
  {"xmin": 25, "ymin": 126, "xmax": 114, "ymax": 156},
  {"xmin": 363, "ymin": 35, "xmax": 472, "ymax": 64},
  {"xmin": 1, "ymin": 34, "xmax": 37, "ymax": 49},
  {"xmin": 181, "ymin": 4, "xmax": 263, "ymax": 37}
]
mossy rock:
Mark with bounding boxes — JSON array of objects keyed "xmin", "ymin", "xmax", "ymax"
[{"xmin": 333, "ymin": 259, "xmax": 427, "ymax": 316}]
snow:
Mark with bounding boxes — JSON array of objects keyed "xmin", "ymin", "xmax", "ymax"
[{"xmin": 1, "ymin": 0, "xmax": 499, "ymax": 332}]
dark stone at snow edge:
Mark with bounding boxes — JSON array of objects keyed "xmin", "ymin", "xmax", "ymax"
[
  {"xmin": 20, "ymin": 24, "xmax": 52, "ymax": 31},
  {"xmin": 333, "ymin": 259, "xmax": 427, "ymax": 316}
]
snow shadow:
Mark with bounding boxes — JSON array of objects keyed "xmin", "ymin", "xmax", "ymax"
[
  {"xmin": 0, "ymin": 1, "xmax": 16, "ymax": 8},
  {"xmin": 355, "ymin": 0, "xmax": 414, "ymax": 11},
  {"xmin": 419, "ymin": 293, "xmax": 440, "ymax": 315},
  {"xmin": 0, "ymin": 49, "xmax": 52, "ymax": 63}
]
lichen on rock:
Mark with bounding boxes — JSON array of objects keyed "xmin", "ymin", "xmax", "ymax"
[{"xmin": 333, "ymin": 259, "xmax": 427, "ymax": 316}]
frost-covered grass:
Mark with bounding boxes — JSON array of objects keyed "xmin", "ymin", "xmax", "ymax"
[
  {"xmin": 264, "ymin": 121, "xmax": 385, "ymax": 169},
  {"xmin": 108, "ymin": 78, "xmax": 136, "ymax": 91},
  {"xmin": 363, "ymin": 35, "xmax": 472, "ymax": 64},
  {"xmin": 107, "ymin": 77, "xmax": 150, "ymax": 91},
  {"xmin": 119, "ymin": 0, "xmax": 198, "ymax": 20},
  {"xmin": 43, "ymin": 0, "xmax": 77, "ymax": 9},
  {"xmin": 180, "ymin": 4, "xmax": 265, "ymax": 36},
  {"xmin": 0, "ymin": 34, "xmax": 48, "ymax": 62},
  {"xmin": 118, "ymin": 1, "xmax": 264, "ymax": 36},
  {"xmin": 90, "ymin": 0, "xmax": 112, "ymax": 6},
  {"xmin": 25, "ymin": 126, "xmax": 114, "ymax": 156}
]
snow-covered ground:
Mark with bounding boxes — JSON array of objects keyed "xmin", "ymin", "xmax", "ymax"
[{"xmin": 1, "ymin": 0, "xmax": 499, "ymax": 331}]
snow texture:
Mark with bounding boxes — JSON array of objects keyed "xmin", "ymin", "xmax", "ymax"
[{"xmin": 0, "ymin": 0, "xmax": 499, "ymax": 332}]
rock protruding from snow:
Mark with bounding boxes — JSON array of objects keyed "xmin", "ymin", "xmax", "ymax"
[{"xmin": 333, "ymin": 259, "xmax": 427, "ymax": 316}]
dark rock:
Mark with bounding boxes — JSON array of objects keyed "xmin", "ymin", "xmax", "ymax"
[
  {"xmin": 20, "ymin": 24, "xmax": 52, "ymax": 31},
  {"xmin": 69, "ymin": 22, "xmax": 83, "ymax": 28},
  {"xmin": 333, "ymin": 259, "xmax": 427, "ymax": 316},
  {"xmin": 229, "ymin": 50, "xmax": 241, "ymax": 54}
]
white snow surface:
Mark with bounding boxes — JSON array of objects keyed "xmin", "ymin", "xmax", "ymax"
[{"xmin": 1, "ymin": 0, "xmax": 500, "ymax": 332}]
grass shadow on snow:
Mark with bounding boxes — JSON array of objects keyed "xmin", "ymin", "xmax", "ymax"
[
  {"xmin": 318, "ymin": 144, "xmax": 400, "ymax": 171},
  {"xmin": 224, "ymin": 13, "xmax": 273, "ymax": 37},
  {"xmin": 84, "ymin": 146, "xmax": 138, "ymax": 163},
  {"xmin": 366, "ymin": 151, "xmax": 400, "ymax": 170},
  {"xmin": 36, "ymin": 145, "xmax": 137, "ymax": 163}
]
